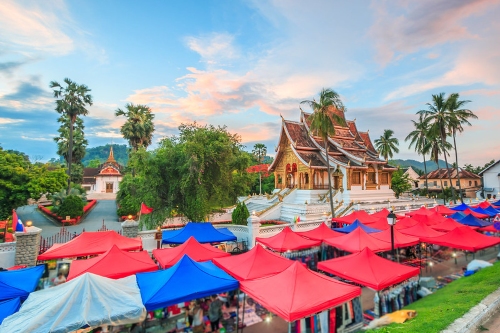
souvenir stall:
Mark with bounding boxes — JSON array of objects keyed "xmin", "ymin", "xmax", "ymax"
[
  {"xmin": 431, "ymin": 205, "xmax": 456, "ymax": 216},
  {"xmin": 332, "ymin": 211, "xmax": 379, "ymax": 228},
  {"xmin": 161, "ymin": 222, "xmax": 236, "ymax": 245},
  {"xmin": 296, "ymin": 223, "xmax": 344, "ymax": 260},
  {"xmin": 334, "ymin": 220, "xmax": 381, "ymax": 234},
  {"xmin": 419, "ymin": 226, "xmax": 500, "ymax": 253},
  {"xmin": 454, "ymin": 214, "xmax": 492, "ymax": 228},
  {"xmin": 324, "ymin": 228, "xmax": 392, "ymax": 255},
  {"xmin": 430, "ymin": 218, "xmax": 475, "ymax": 232},
  {"xmin": 256, "ymin": 227, "xmax": 321, "ymax": 270}
]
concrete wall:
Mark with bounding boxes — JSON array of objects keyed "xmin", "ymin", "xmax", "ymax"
[
  {"xmin": 14, "ymin": 226, "xmax": 42, "ymax": 267},
  {"xmin": 95, "ymin": 175, "xmax": 123, "ymax": 193},
  {"xmin": 0, "ymin": 242, "xmax": 16, "ymax": 269}
]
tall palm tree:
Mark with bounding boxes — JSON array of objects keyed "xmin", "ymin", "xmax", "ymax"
[
  {"xmin": 374, "ymin": 129, "xmax": 400, "ymax": 162},
  {"xmin": 429, "ymin": 136, "xmax": 452, "ymax": 202},
  {"xmin": 50, "ymin": 78, "xmax": 93, "ymax": 194},
  {"xmin": 301, "ymin": 88, "xmax": 346, "ymax": 218},
  {"xmin": 252, "ymin": 143, "xmax": 267, "ymax": 195},
  {"xmin": 115, "ymin": 103, "xmax": 155, "ymax": 151},
  {"xmin": 405, "ymin": 116, "xmax": 431, "ymax": 193},
  {"xmin": 446, "ymin": 93, "xmax": 477, "ymax": 203},
  {"xmin": 418, "ymin": 93, "xmax": 456, "ymax": 203}
]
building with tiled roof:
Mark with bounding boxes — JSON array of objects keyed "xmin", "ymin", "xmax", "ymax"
[
  {"xmin": 82, "ymin": 147, "xmax": 123, "ymax": 194},
  {"xmin": 268, "ymin": 108, "xmax": 397, "ymax": 203},
  {"xmin": 418, "ymin": 168, "xmax": 480, "ymax": 198}
]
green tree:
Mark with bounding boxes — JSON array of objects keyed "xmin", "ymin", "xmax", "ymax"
[
  {"xmin": 115, "ymin": 103, "xmax": 155, "ymax": 151},
  {"xmin": 57, "ymin": 195, "xmax": 85, "ymax": 219},
  {"xmin": 50, "ymin": 78, "xmax": 93, "ymax": 194},
  {"xmin": 391, "ymin": 169, "xmax": 412, "ymax": 198},
  {"xmin": 301, "ymin": 88, "xmax": 346, "ymax": 217},
  {"xmin": 252, "ymin": 143, "xmax": 267, "ymax": 194},
  {"xmin": 232, "ymin": 202, "xmax": 250, "ymax": 225},
  {"xmin": 405, "ymin": 115, "xmax": 431, "ymax": 193},
  {"xmin": 87, "ymin": 159, "xmax": 102, "ymax": 168},
  {"xmin": 375, "ymin": 129, "xmax": 399, "ymax": 162},
  {"xmin": 428, "ymin": 135, "xmax": 453, "ymax": 202}
]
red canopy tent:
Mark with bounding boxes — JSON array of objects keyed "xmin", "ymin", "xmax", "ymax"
[
  {"xmin": 432, "ymin": 205, "xmax": 456, "ymax": 215},
  {"xmin": 370, "ymin": 208, "xmax": 390, "ymax": 219},
  {"xmin": 256, "ymin": 227, "xmax": 321, "ymax": 252},
  {"xmin": 239, "ymin": 261, "xmax": 361, "ymax": 322},
  {"xmin": 406, "ymin": 206, "xmax": 434, "ymax": 217},
  {"xmin": 296, "ymin": 223, "xmax": 343, "ymax": 241},
  {"xmin": 398, "ymin": 221, "xmax": 445, "ymax": 241},
  {"xmin": 67, "ymin": 245, "xmax": 158, "ymax": 280},
  {"xmin": 393, "ymin": 216, "xmax": 419, "ymax": 230},
  {"xmin": 364, "ymin": 217, "xmax": 391, "ymax": 230},
  {"xmin": 332, "ymin": 211, "xmax": 379, "ymax": 224},
  {"xmin": 431, "ymin": 218, "xmax": 477, "ymax": 232},
  {"xmin": 370, "ymin": 228, "xmax": 420, "ymax": 248},
  {"xmin": 420, "ymin": 227, "xmax": 500, "ymax": 252},
  {"xmin": 153, "ymin": 236, "xmax": 230, "ymax": 269},
  {"xmin": 213, "ymin": 244, "xmax": 293, "ymax": 281},
  {"xmin": 472, "ymin": 201, "xmax": 499, "ymax": 209},
  {"xmin": 479, "ymin": 225, "xmax": 500, "ymax": 233},
  {"xmin": 318, "ymin": 248, "xmax": 420, "ymax": 291},
  {"xmin": 37, "ymin": 231, "xmax": 142, "ymax": 260},
  {"xmin": 411, "ymin": 212, "xmax": 448, "ymax": 226},
  {"xmin": 324, "ymin": 228, "xmax": 392, "ymax": 253},
  {"xmin": 463, "ymin": 208, "xmax": 489, "ymax": 220}
]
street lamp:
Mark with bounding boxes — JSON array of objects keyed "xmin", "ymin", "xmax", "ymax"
[
  {"xmin": 452, "ymin": 252, "xmax": 457, "ymax": 265},
  {"xmin": 387, "ymin": 210, "xmax": 397, "ymax": 261}
]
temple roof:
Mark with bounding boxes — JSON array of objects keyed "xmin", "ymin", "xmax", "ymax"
[{"xmin": 419, "ymin": 168, "xmax": 480, "ymax": 180}]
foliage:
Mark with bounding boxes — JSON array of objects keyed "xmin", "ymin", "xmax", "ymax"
[
  {"xmin": 391, "ymin": 169, "xmax": 412, "ymax": 198},
  {"xmin": 375, "ymin": 129, "xmax": 400, "ymax": 161},
  {"xmin": 115, "ymin": 103, "xmax": 155, "ymax": 151},
  {"xmin": 464, "ymin": 160, "xmax": 495, "ymax": 175},
  {"xmin": 0, "ymin": 148, "xmax": 68, "ymax": 219},
  {"xmin": 82, "ymin": 144, "xmax": 129, "ymax": 166},
  {"xmin": 252, "ymin": 144, "xmax": 267, "ymax": 163},
  {"xmin": 366, "ymin": 262, "xmax": 500, "ymax": 333},
  {"xmin": 231, "ymin": 201, "xmax": 250, "ymax": 225},
  {"xmin": 50, "ymin": 186, "xmax": 87, "ymax": 214},
  {"xmin": 57, "ymin": 195, "xmax": 85, "ymax": 219},
  {"xmin": 86, "ymin": 158, "xmax": 101, "ymax": 168}
]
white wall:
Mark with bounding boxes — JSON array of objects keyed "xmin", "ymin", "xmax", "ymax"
[
  {"xmin": 482, "ymin": 163, "xmax": 500, "ymax": 197},
  {"xmin": 95, "ymin": 176, "xmax": 123, "ymax": 193},
  {"xmin": 0, "ymin": 242, "xmax": 16, "ymax": 269}
]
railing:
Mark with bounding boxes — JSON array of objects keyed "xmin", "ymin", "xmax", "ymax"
[
  {"xmin": 336, "ymin": 202, "xmax": 354, "ymax": 217},
  {"xmin": 293, "ymin": 220, "xmax": 323, "ymax": 231},
  {"xmin": 258, "ymin": 224, "xmax": 291, "ymax": 236}
]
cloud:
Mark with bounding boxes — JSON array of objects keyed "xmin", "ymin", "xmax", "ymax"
[
  {"xmin": 185, "ymin": 33, "xmax": 239, "ymax": 65},
  {"xmin": 0, "ymin": 77, "xmax": 52, "ymax": 110},
  {"xmin": 0, "ymin": 61, "xmax": 26, "ymax": 75},
  {"xmin": 20, "ymin": 135, "xmax": 53, "ymax": 142},
  {"xmin": 0, "ymin": 117, "xmax": 24, "ymax": 125}
]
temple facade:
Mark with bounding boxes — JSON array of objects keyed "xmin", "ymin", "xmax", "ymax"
[
  {"xmin": 268, "ymin": 108, "xmax": 397, "ymax": 203},
  {"xmin": 83, "ymin": 147, "xmax": 123, "ymax": 194}
]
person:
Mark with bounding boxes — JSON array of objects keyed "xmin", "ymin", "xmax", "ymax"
[
  {"xmin": 208, "ymin": 295, "xmax": 223, "ymax": 333},
  {"xmin": 186, "ymin": 301, "xmax": 195, "ymax": 327},
  {"xmin": 53, "ymin": 273, "xmax": 66, "ymax": 286},
  {"xmin": 191, "ymin": 301, "xmax": 204, "ymax": 333}
]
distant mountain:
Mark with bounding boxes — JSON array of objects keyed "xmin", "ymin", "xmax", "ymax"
[
  {"xmin": 82, "ymin": 144, "xmax": 129, "ymax": 166},
  {"xmin": 389, "ymin": 159, "xmax": 451, "ymax": 174}
]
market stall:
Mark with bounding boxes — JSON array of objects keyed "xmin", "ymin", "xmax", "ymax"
[
  {"xmin": 471, "ymin": 206, "xmax": 497, "ymax": 217},
  {"xmin": 0, "ymin": 298, "xmax": 20, "ymax": 324},
  {"xmin": 334, "ymin": 220, "xmax": 382, "ymax": 233},
  {"xmin": 296, "ymin": 222, "xmax": 343, "ymax": 241},
  {"xmin": 431, "ymin": 205, "xmax": 456, "ymax": 215},
  {"xmin": 370, "ymin": 208, "xmax": 390, "ymax": 218},
  {"xmin": 332, "ymin": 211, "xmax": 379, "ymax": 225},
  {"xmin": 324, "ymin": 228, "xmax": 392, "ymax": 254},
  {"xmin": 393, "ymin": 217, "xmax": 419, "ymax": 230},
  {"xmin": 398, "ymin": 221, "xmax": 446, "ymax": 241},
  {"xmin": 451, "ymin": 203, "xmax": 472, "ymax": 211},
  {"xmin": 37, "ymin": 231, "xmax": 142, "ymax": 260},
  {"xmin": 411, "ymin": 212, "xmax": 448, "ymax": 226},
  {"xmin": 431, "ymin": 218, "xmax": 476, "ymax": 232},
  {"xmin": 370, "ymin": 228, "xmax": 420, "ymax": 249},
  {"xmin": 419, "ymin": 226, "xmax": 500, "ymax": 252},
  {"xmin": 454, "ymin": 214, "xmax": 492, "ymax": 228},
  {"xmin": 363, "ymin": 217, "xmax": 391, "ymax": 230},
  {"xmin": 67, "ymin": 245, "xmax": 158, "ymax": 280},
  {"xmin": 0, "ymin": 265, "xmax": 45, "ymax": 301},
  {"xmin": 162, "ymin": 222, "xmax": 237, "ymax": 244},
  {"xmin": 406, "ymin": 206, "xmax": 434, "ymax": 217}
]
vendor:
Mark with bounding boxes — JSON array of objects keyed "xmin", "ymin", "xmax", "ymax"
[{"xmin": 53, "ymin": 273, "xmax": 67, "ymax": 286}]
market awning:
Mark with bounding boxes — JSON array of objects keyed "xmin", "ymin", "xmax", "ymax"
[
  {"xmin": 432, "ymin": 205, "xmax": 456, "ymax": 215},
  {"xmin": 332, "ymin": 211, "xmax": 380, "ymax": 224},
  {"xmin": 153, "ymin": 236, "xmax": 230, "ymax": 269},
  {"xmin": 394, "ymin": 217, "xmax": 419, "ymax": 230},
  {"xmin": 0, "ymin": 298, "xmax": 20, "ymax": 325},
  {"xmin": 370, "ymin": 208, "xmax": 390, "ymax": 219},
  {"xmin": 420, "ymin": 227, "xmax": 500, "ymax": 252},
  {"xmin": 455, "ymin": 214, "xmax": 492, "ymax": 228},
  {"xmin": 37, "ymin": 231, "xmax": 142, "ymax": 261},
  {"xmin": 213, "ymin": 244, "xmax": 293, "ymax": 281},
  {"xmin": 451, "ymin": 203, "xmax": 472, "ymax": 211},
  {"xmin": 136, "ymin": 255, "xmax": 238, "ymax": 311},
  {"xmin": 398, "ymin": 221, "xmax": 446, "ymax": 241},
  {"xmin": 431, "ymin": 218, "xmax": 477, "ymax": 232},
  {"xmin": 334, "ymin": 220, "xmax": 381, "ymax": 234},
  {"xmin": 0, "ymin": 274, "xmax": 146, "ymax": 333},
  {"xmin": 162, "ymin": 222, "xmax": 236, "ymax": 244},
  {"xmin": 67, "ymin": 245, "xmax": 158, "ymax": 281},
  {"xmin": 406, "ymin": 206, "xmax": 434, "ymax": 217},
  {"xmin": 256, "ymin": 226, "xmax": 321, "ymax": 252},
  {"xmin": 363, "ymin": 217, "xmax": 391, "ymax": 230},
  {"xmin": 471, "ymin": 206, "xmax": 497, "ymax": 217},
  {"xmin": 240, "ymin": 261, "xmax": 361, "ymax": 322},
  {"xmin": 318, "ymin": 248, "xmax": 420, "ymax": 291},
  {"xmin": 324, "ymin": 228, "xmax": 392, "ymax": 253},
  {"xmin": 411, "ymin": 212, "xmax": 448, "ymax": 226},
  {"xmin": 370, "ymin": 228, "xmax": 420, "ymax": 248},
  {"xmin": 0, "ymin": 265, "xmax": 45, "ymax": 302},
  {"xmin": 296, "ymin": 223, "xmax": 343, "ymax": 241}
]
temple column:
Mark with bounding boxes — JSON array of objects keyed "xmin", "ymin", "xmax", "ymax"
[
  {"xmin": 274, "ymin": 172, "xmax": 278, "ymax": 189},
  {"xmin": 347, "ymin": 168, "xmax": 352, "ymax": 190}
]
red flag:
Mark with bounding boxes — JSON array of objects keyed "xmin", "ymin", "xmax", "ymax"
[
  {"xmin": 11, "ymin": 209, "xmax": 18, "ymax": 232},
  {"xmin": 140, "ymin": 203, "xmax": 154, "ymax": 215}
]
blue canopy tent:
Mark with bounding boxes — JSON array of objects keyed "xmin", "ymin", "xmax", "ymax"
[
  {"xmin": 450, "ymin": 212, "xmax": 466, "ymax": 220},
  {"xmin": 451, "ymin": 203, "xmax": 471, "ymax": 211},
  {"xmin": 455, "ymin": 214, "xmax": 492, "ymax": 228},
  {"xmin": 162, "ymin": 222, "xmax": 237, "ymax": 244},
  {"xmin": 0, "ymin": 265, "xmax": 44, "ymax": 301},
  {"xmin": 471, "ymin": 207, "xmax": 497, "ymax": 217},
  {"xmin": 137, "ymin": 255, "xmax": 239, "ymax": 311},
  {"xmin": 0, "ymin": 298, "xmax": 20, "ymax": 324},
  {"xmin": 483, "ymin": 206, "xmax": 500, "ymax": 216},
  {"xmin": 492, "ymin": 200, "xmax": 500, "ymax": 206},
  {"xmin": 334, "ymin": 220, "xmax": 381, "ymax": 234}
]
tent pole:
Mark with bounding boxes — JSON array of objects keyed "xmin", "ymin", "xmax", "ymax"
[
  {"xmin": 235, "ymin": 289, "xmax": 240, "ymax": 333},
  {"xmin": 288, "ymin": 321, "xmax": 291, "ymax": 333},
  {"xmin": 240, "ymin": 293, "xmax": 247, "ymax": 333}
]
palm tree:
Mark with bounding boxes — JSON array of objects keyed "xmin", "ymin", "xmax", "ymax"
[
  {"xmin": 446, "ymin": 93, "xmax": 477, "ymax": 203},
  {"xmin": 428, "ymin": 136, "xmax": 452, "ymax": 202},
  {"xmin": 406, "ymin": 116, "xmax": 431, "ymax": 193},
  {"xmin": 301, "ymin": 88, "xmax": 346, "ymax": 218},
  {"xmin": 374, "ymin": 129, "xmax": 400, "ymax": 162},
  {"xmin": 252, "ymin": 143, "xmax": 267, "ymax": 195},
  {"xmin": 50, "ymin": 78, "xmax": 93, "ymax": 194},
  {"xmin": 418, "ymin": 93, "xmax": 456, "ymax": 203},
  {"xmin": 115, "ymin": 103, "xmax": 155, "ymax": 151}
]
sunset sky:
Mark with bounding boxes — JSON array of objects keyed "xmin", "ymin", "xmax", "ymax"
[{"xmin": 0, "ymin": 0, "xmax": 499, "ymax": 165}]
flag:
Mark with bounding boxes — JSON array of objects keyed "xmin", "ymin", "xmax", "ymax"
[
  {"xmin": 11, "ymin": 209, "xmax": 19, "ymax": 232},
  {"xmin": 140, "ymin": 202, "xmax": 154, "ymax": 215},
  {"xmin": 15, "ymin": 218, "xmax": 26, "ymax": 232}
]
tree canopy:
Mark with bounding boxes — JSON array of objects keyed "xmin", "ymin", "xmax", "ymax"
[
  {"xmin": 115, "ymin": 103, "xmax": 155, "ymax": 151},
  {"xmin": 375, "ymin": 129, "xmax": 400, "ymax": 162}
]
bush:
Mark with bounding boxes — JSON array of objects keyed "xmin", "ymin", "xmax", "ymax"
[
  {"xmin": 232, "ymin": 201, "xmax": 250, "ymax": 225},
  {"xmin": 57, "ymin": 195, "xmax": 85, "ymax": 219}
]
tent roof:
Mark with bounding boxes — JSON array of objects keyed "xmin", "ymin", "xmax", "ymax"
[
  {"xmin": 0, "ymin": 265, "xmax": 45, "ymax": 302},
  {"xmin": 394, "ymin": 217, "xmax": 419, "ymax": 230},
  {"xmin": 431, "ymin": 218, "xmax": 477, "ymax": 232},
  {"xmin": 364, "ymin": 217, "xmax": 391, "ymax": 230},
  {"xmin": 492, "ymin": 199, "xmax": 500, "ymax": 206},
  {"xmin": 256, "ymin": 227, "xmax": 321, "ymax": 252},
  {"xmin": 479, "ymin": 224, "xmax": 500, "ymax": 232},
  {"xmin": 295, "ymin": 223, "xmax": 343, "ymax": 241},
  {"xmin": 432, "ymin": 205, "xmax": 457, "ymax": 215},
  {"xmin": 398, "ymin": 221, "xmax": 446, "ymax": 241},
  {"xmin": 411, "ymin": 212, "xmax": 447, "ymax": 226},
  {"xmin": 455, "ymin": 214, "xmax": 492, "ymax": 227},
  {"xmin": 334, "ymin": 220, "xmax": 381, "ymax": 234},
  {"xmin": 471, "ymin": 207, "xmax": 497, "ymax": 217},
  {"xmin": 370, "ymin": 208, "xmax": 390, "ymax": 219},
  {"xmin": 318, "ymin": 248, "xmax": 420, "ymax": 291},
  {"xmin": 136, "ymin": 255, "xmax": 238, "ymax": 311},
  {"xmin": 420, "ymin": 227, "xmax": 500, "ymax": 252},
  {"xmin": 370, "ymin": 228, "xmax": 420, "ymax": 248},
  {"xmin": 0, "ymin": 274, "xmax": 145, "ymax": 333},
  {"xmin": 324, "ymin": 228, "xmax": 392, "ymax": 253},
  {"xmin": 0, "ymin": 298, "xmax": 20, "ymax": 325},
  {"xmin": 482, "ymin": 206, "xmax": 500, "ymax": 216},
  {"xmin": 472, "ymin": 201, "xmax": 495, "ymax": 209},
  {"xmin": 406, "ymin": 207, "xmax": 435, "ymax": 217},
  {"xmin": 240, "ymin": 261, "xmax": 361, "ymax": 322},
  {"xmin": 451, "ymin": 203, "xmax": 472, "ymax": 211},
  {"xmin": 162, "ymin": 222, "xmax": 236, "ymax": 244},
  {"xmin": 332, "ymin": 211, "xmax": 379, "ymax": 224},
  {"xmin": 67, "ymin": 245, "xmax": 158, "ymax": 281},
  {"xmin": 213, "ymin": 244, "xmax": 294, "ymax": 281},
  {"xmin": 37, "ymin": 231, "xmax": 142, "ymax": 260},
  {"xmin": 450, "ymin": 211, "xmax": 466, "ymax": 220},
  {"xmin": 153, "ymin": 236, "xmax": 230, "ymax": 269}
]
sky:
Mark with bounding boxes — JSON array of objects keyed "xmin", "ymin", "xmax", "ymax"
[{"xmin": 0, "ymin": 0, "xmax": 499, "ymax": 166}]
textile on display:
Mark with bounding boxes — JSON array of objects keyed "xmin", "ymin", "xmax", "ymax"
[
  {"xmin": 0, "ymin": 265, "xmax": 45, "ymax": 301},
  {"xmin": 162, "ymin": 222, "xmax": 236, "ymax": 244}
]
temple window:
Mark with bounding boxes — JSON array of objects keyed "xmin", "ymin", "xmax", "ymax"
[
  {"xmin": 352, "ymin": 172, "xmax": 361, "ymax": 185},
  {"xmin": 305, "ymin": 173, "xmax": 309, "ymax": 184}
]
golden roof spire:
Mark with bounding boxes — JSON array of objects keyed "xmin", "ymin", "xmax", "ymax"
[{"xmin": 106, "ymin": 146, "xmax": 116, "ymax": 163}]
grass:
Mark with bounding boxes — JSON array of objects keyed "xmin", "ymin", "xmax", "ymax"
[{"xmin": 367, "ymin": 262, "xmax": 500, "ymax": 332}]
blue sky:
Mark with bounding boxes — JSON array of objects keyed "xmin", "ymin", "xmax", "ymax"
[{"xmin": 1, "ymin": 0, "xmax": 499, "ymax": 165}]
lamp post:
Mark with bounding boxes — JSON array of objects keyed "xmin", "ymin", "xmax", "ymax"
[
  {"xmin": 452, "ymin": 252, "xmax": 457, "ymax": 265},
  {"xmin": 155, "ymin": 226, "xmax": 162, "ymax": 249},
  {"xmin": 387, "ymin": 210, "xmax": 397, "ymax": 261}
]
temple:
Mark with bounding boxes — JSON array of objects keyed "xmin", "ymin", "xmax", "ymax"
[{"xmin": 83, "ymin": 146, "xmax": 123, "ymax": 193}]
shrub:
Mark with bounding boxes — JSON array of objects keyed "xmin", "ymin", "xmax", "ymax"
[
  {"xmin": 57, "ymin": 195, "xmax": 85, "ymax": 219},
  {"xmin": 232, "ymin": 201, "xmax": 250, "ymax": 225}
]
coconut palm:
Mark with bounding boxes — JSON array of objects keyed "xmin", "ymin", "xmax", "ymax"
[
  {"xmin": 418, "ymin": 93, "xmax": 456, "ymax": 203},
  {"xmin": 446, "ymin": 93, "xmax": 477, "ymax": 203},
  {"xmin": 50, "ymin": 78, "xmax": 93, "ymax": 194},
  {"xmin": 115, "ymin": 103, "xmax": 155, "ymax": 151},
  {"xmin": 428, "ymin": 136, "xmax": 452, "ymax": 202},
  {"xmin": 301, "ymin": 88, "xmax": 346, "ymax": 217},
  {"xmin": 252, "ymin": 143, "xmax": 267, "ymax": 195},
  {"xmin": 405, "ymin": 116, "xmax": 431, "ymax": 193},
  {"xmin": 375, "ymin": 129, "xmax": 400, "ymax": 162}
]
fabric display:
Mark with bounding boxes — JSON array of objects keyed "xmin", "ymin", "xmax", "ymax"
[
  {"xmin": 374, "ymin": 278, "xmax": 419, "ymax": 317},
  {"xmin": 282, "ymin": 248, "xmax": 320, "ymax": 271}
]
